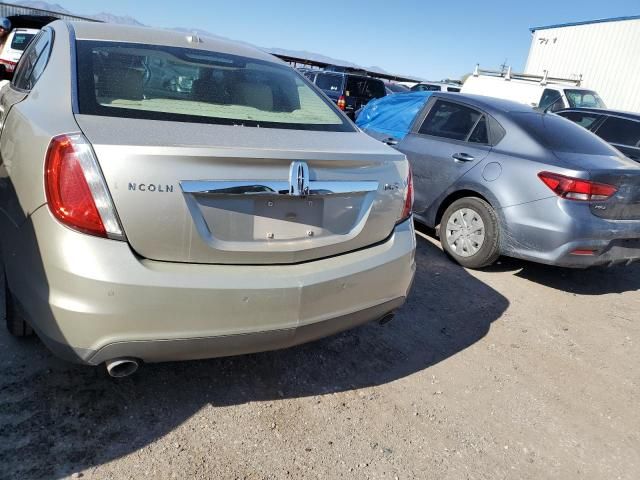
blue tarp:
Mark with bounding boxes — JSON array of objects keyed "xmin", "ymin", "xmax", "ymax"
[{"xmin": 355, "ymin": 91, "xmax": 433, "ymax": 140}]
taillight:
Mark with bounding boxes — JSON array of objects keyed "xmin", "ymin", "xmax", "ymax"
[
  {"xmin": 398, "ymin": 167, "xmax": 413, "ymax": 223},
  {"xmin": 45, "ymin": 134, "xmax": 124, "ymax": 239},
  {"xmin": 538, "ymin": 171, "xmax": 617, "ymax": 201},
  {"xmin": 337, "ymin": 95, "xmax": 346, "ymax": 111}
]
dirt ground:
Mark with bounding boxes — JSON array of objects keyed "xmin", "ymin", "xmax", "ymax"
[{"xmin": 1, "ymin": 229, "xmax": 639, "ymax": 480}]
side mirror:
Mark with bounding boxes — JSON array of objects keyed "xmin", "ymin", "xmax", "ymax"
[{"xmin": 0, "ymin": 64, "xmax": 13, "ymax": 82}]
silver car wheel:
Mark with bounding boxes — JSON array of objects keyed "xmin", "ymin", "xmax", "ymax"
[{"xmin": 445, "ymin": 208, "xmax": 485, "ymax": 258}]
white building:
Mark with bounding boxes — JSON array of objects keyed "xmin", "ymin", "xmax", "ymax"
[{"xmin": 525, "ymin": 15, "xmax": 640, "ymax": 113}]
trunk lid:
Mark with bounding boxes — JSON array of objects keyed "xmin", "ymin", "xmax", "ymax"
[
  {"xmin": 589, "ymin": 168, "xmax": 640, "ymax": 220},
  {"xmin": 555, "ymin": 151, "xmax": 640, "ymax": 220},
  {"xmin": 75, "ymin": 115, "xmax": 407, "ymax": 264}
]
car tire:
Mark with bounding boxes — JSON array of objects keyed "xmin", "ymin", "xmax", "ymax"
[
  {"xmin": 440, "ymin": 197, "xmax": 500, "ymax": 269},
  {"xmin": 3, "ymin": 275, "xmax": 33, "ymax": 337}
]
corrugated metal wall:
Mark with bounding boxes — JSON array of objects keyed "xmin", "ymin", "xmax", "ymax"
[
  {"xmin": 525, "ymin": 18, "xmax": 640, "ymax": 113},
  {"xmin": 0, "ymin": 2, "xmax": 96, "ymax": 22}
]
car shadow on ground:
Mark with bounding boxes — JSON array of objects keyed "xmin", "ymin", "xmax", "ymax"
[
  {"xmin": 0, "ymin": 234, "xmax": 508, "ymax": 479},
  {"xmin": 415, "ymin": 223, "xmax": 640, "ymax": 296},
  {"xmin": 486, "ymin": 256, "xmax": 640, "ymax": 295}
]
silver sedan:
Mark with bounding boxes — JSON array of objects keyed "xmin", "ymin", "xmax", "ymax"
[{"xmin": 0, "ymin": 21, "xmax": 415, "ymax": 376}]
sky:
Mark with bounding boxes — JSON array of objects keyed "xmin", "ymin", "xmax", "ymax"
[{"xmin": 56, "ymin": 0, "xmax": 638, "ymax": 80}]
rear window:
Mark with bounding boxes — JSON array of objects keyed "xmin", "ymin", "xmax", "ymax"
[
  {"xmin": 76, "ymin": 41, "xmax": 352, "ymax": 132},
  {"xmin": 557, "ymin": 111, "xmax": 603, "ymax": 129},
  {"xmin": 385, "ymin": 83, "xmax": 410, "ymax": 93},
  {"xmin": 314, "ymin": 73, "xmax": 343, "ymax": 92},
  {"xmin": 412, "ymin": 84, "xmax": 442, "ymax": 92},
  {"xmin": 346, "ymin": 76, "xmax": 385, "ymax": 99},
  {"xmin": 596, "ymin": 117, "xmax": 640, "ymax": 147},
  {"xmin": 10, "ymin": 32, "xmax": 36, "ymax": 51},
  {"xmin": 514, "ymin": 112, "xmax": 615, "ymax": 155}
]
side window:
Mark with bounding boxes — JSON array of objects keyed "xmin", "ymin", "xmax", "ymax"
[
  {"xmin": 418, "ymin": 100, "xmax": 484, "ymax": 142},
  {"xmin": 556, "ymin": 111, "xmax": 602, "ymax": 129},
  {"xmin": 11, "ymin": 29, "xmax": 52, "ymax": 91},
  {"xmin": 539, "ymin": 89, "xmax": 564, "ymax": 111},
  {"xmin": 364, "ymin": 79, "xmax": 385, "ymax": 99},
  {"xmin": 468, "ymin": 116, "xmax": 489, "ymax": 144},
  {"xmin": 595, "ymin": 117, "xmax": 640, "ymax": 147}
]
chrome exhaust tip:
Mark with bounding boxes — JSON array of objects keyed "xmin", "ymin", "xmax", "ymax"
[{"xmin": 105, "ymin": 358, "xmax": 139, "ymax": 378}]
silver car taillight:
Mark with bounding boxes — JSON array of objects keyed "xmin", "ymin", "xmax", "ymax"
[{"xmin": 45, "ymin": 133, "xmax": 125, "ymax": 240}]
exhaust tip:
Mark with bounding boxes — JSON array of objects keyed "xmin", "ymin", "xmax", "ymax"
[
  {"xmin": 378, "ymin": 312, "xmax": 395, "ymax": 325},
  {"xmin": 105, "ymin": 358, "xmax": 139, "ymax": 378}
]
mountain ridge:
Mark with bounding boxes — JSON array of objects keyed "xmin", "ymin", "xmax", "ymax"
[{"xmin": 14, "ymin": 0, "xmax": 417, "ymax": 79}]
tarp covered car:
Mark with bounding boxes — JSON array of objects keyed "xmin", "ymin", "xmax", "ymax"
[{"xmin": 356, "ymin": 91, "xmax": 433, "ymax": 140}]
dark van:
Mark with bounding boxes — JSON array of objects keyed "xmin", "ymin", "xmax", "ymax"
[{"xmin": 305, "ymin": 69, "xmax": 386, "ymax": 119}]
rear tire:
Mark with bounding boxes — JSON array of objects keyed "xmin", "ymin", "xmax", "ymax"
[
  {"xmin": 440, "ymin": 197, "xmax": 500, "ymax": 269},
  {"xmin": 3, "ymin": 274, "xmax": 33, "ymax": 337}
]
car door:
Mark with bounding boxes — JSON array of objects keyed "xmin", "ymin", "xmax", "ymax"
[
  {"xmin": 396, "ymin": 98, "xmax": 492, "ymax": 217},
  {"xmin": 538, "ymin": 88, "xmax": 565, "ymax": 112}
]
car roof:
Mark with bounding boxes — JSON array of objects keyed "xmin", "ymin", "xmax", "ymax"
[
  {"xmin": 431, "ymin": 92, "xmax": 538, "ymax": 115},
  {"xmin": 557, "ymin": 107, "xmax": 640, "ymax": 122},
  {"xmin": 416, "ymin": 81, "xmax": 459, "ymax": 87},
  {"xmin": 68, "ymin": 21, "xmax": 281, "ymax": 65},
  {"xmin": 315, "ymin": 70, "xmax": 383, "ymax": 82}
]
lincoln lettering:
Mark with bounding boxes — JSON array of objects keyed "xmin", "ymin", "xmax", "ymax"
[{"xmin": 128, "ymin": 182, "xmax": 174, "ymax": 193}]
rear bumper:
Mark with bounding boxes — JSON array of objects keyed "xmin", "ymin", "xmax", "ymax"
[
  {"xmin": 18, "ymin": 208, "xmax": 416, "ymax": 365},
  {"xmin": 60, "ymin": 298, "xmax": 406, "ymax": 365},
  {"xmin": 501, "ymin": 197, "xmax": 640, "ymax": 268}
]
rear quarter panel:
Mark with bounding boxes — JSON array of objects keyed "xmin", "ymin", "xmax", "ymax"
[
  {"xmin": 0, "ymin": 22, "xmax": 79, "ymax": 272},
  {"xmin": 1, "ymin": 22, "xmax": 79, "ymax": 220}
]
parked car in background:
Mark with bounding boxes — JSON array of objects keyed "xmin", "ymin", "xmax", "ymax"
[
  {"xmin": 0, "ymin": 21, "xmax": 415, "ymax": 376},
  {"xmin": 0, "ymin": 27, "xmax": 38, "ymax": 72},
  {"xmin": 384, "ymin": 81, "xmax": 410, "ymax": 95},
  {"xmin": 357, "ymin": 91, "xmax": 640, "ymax": 269},
  {"xmin": 411, "ymin": 81, "xmax": 461, "ymax": 93},
  {"xmin": 304, "ymin": 68, "xmax": 386, "ymax": 119},
  {"xmin": 461, "ymin": 65, "xmax": 606, "ymax": 112},
  {"xmin": 557, "ymin": 108, "xmax": 640, "ymax": 162}
]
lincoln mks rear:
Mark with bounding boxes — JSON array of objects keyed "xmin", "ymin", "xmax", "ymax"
[{"xmin": 0, "ymin": 22, "xmax": 415, "ymax": 375}]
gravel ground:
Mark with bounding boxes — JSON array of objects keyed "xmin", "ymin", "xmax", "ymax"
[{"xmin": 1, "ymin": 229, "xmax": 639, "ymax": 479}]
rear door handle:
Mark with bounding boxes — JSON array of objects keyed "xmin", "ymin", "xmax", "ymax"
[
  {"xmin": 383, "ymin": 137, "xmax": 398, "ymax": 146},
  {"xmin": 452, "ymin": 152, "xmax": 475, "ymax": 162}
]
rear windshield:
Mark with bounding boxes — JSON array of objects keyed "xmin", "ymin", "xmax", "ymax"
[
  {"xmin": 513, "ymin": 112, "xmax": 615, "ymax": 155},
  {"xmin": 565, "ymin": 89, "xmax": 606, "ymax": 109},
  {"xmin": 314, "ymin": 73, "xmax": 343, "ymax": 92},
  {"xmin": 10, "ymin": 32, "xmax": 35, "ymax": 51},
  {"xmin": 411, "ymin": 84, "xmax": 442, "ymax": 92},
  {"xmin": 346, "ymin": 76, "xmax": 385, "ymax": 99},
  {"xmin": 385, "ymin": 83, "xmax": 410, "ymax": 93},
  {"xmin": 75, "ymin": 41, "xmax": 352, "ymax": 132}
]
